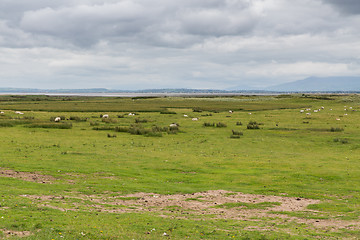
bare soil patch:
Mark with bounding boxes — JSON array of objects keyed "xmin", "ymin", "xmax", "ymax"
[
  {"xmin": 0, "ymin": 168, "xmax": 56, "ymax": 184},
  {"xmin": 1, "ymin": 229, "xmax": 32, "ymax": 238},
  {"xmin": 21, "ymin": 190, "xmax": 360, "ymax": 231}
]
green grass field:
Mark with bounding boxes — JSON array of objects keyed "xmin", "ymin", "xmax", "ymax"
[{"xmin": 0, "ymin": 94, "xmax": 359, "ymax": 239}]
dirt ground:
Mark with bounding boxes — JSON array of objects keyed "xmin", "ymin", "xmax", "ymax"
[
  {"xmin": 0, "ymin": 168, "xmax": 56, "ymax": 184},
  {"xmin": 21, "ymin": 190, "xmax": 360, "ymax": 232}
]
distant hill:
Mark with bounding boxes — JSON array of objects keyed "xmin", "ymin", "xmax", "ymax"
[{"xmin": 266, "ymin": 76, "xmax": 360, "ymax": 92}]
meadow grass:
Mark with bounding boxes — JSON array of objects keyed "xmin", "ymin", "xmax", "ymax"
[{"xmin": 0, "ymin": 94, "xmax": 359, "ymax": 239}]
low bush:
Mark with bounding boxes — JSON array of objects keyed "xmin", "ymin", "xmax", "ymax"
[
  {"xmin": 0, "ymin": 122, "xmax": 14, "ymax": 127},
  {"xmin": 160, "ymin": 111, "xmax": 177, "ymax": 114},
  {"xmin": 236, "ymin": 121, "xmax": 242, "ymax": 126},
  {"xmin": 203, "ymin": 122, "xmax": 215, "ymax": 127},
  {"xmin": 89, "ymin": 121, "xmax": 99, "ymax": 126},
  {"xmin": 232, "ymin": 130, "xmax": 243, "ymax": 136},
  {"xmin": 92, "ymin": 126, "xmax": 115, "ymax": 131},
  {"xmin": 193, "ymin": 108, "xmax": 203, "ymax": 113},
  {"xmin": 107, "ymin": 133, "xmax": 117, "ymax": 138},
  {"xmin": 247, "ymin": 121, "xmax": 260, "ymax": 129},
  {"xmin": 230, "ymin": 135, "xmax": 241, "ymax": 139},
  {"xmin": 70, "ymin": 116, "xmax": 87, "ymax": 122},
  {"xmin": 114, "ymin": 126, "xmax": 129, "ymax": 132},
  {"xmin": 135, "ymin": 118, "xmax": 148, "ymax": 123},
  {"xmin": 102, "ymin": 118, "xmax": 117, "ymax": 123},
  {"xmin": 333, "ymin": 138, "xmax": 349, "ymax": 144},
  {"xmin": 330, "ymin": 127, "xmax": 344, "ymax": 132},
  {"xmin": 216, "ymin": 122, "xmax": 227, "ymax": 128},
  {"xmin": 27, "ymin": 123, "xmax": 72, "ymax": 129}
]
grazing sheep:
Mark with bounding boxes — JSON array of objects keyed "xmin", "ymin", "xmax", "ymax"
[
  {"xmin": 229, "ymin": 110, "xmax": 233, "ymax": 114},
  {"xmin": 336, "ymin": 118, "xmax": 341, "ymax": 121},
  {"xmin": 128, "ymin": 113, "xmax": 135, "ymax": 116},
  {"xmin": 54, "ymin": 117, "xmax": 61, "ymax": 122},
  {"xmin": 192, "ymin": 118, "xmax": 199, "ymax": 121},
  {"xmin": 314, "ymin": 110, "xmax": 318, "ymax": 113},
  {"xmin": 321, "ymin": 106, "xmax": 324, "ymax": 109},
  {"xmin": 248, "ymin": 113, "xmax": 252, "ymax": 115},
  {"xmin": 169, "ymin": 123, "xmax": 178, "ymax": 127},
  {"xmin": 0, "ymin": 111, "xmax": 4, "ymax": 114},
  {"xmin": 300, "ymin": 110, "xmax": 304, "ymax": 113},
  {"xmin": 15, "ymin": 111, "xmax": 24, "ymax": 115},
  {"xmin": 183, "ymin": 114, "xmax": 188, "ymax": 117},
  {"xmin": 306, "ymin": 113, "xmax": 311, "ymax": 115},
  {"xmin": 102, "ymin": 114, "xmax": 109, "ymax": 118}
]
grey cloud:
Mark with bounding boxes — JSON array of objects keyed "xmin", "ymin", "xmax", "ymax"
[
  {"xmin": 0, "ymin": 0, "xmax": 359, "ymax": 90},
  {"xmin": 17, "ymin": 0, "xmax": 260, "ymax": 47},
  {"xmin": 323, "ymin": 0, "xmax": 360, "ymax": 14}
]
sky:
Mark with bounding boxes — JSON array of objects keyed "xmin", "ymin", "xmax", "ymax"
[{"xmin": 0, "ymin": 0, "xmax": 360, "ymax": 90}]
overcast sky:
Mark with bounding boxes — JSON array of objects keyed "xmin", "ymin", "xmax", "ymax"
[{"xmin": 0, "ymin": 0, "xmax": 359, "ymax": 90}]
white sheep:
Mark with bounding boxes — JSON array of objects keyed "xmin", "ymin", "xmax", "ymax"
[
  {"xmin": 102, "ymin": 114, "xmax": 109, "ymax": 118},
  {"xmin": 300, "ymin": 110, "xmax": 304, "ymax": 113},
  {"xmin": 229, "ymin": 110, "xmax": 233, "ymax": 114},
  {"xmin": 54, "ymin": 117, "xmax": 61, "ymax": 122},
  {"xmin": 192, "ymin": 118, "xmax": 199, "ymax": 121},
  {"xmin": 169, "ymin": 123, "xmax": 178, "ymax": 127},
  {"xmin": 15, "ymin": 111, "xmax": 24, "ymax": 115},
  {"xmin": 183, "ymin": 114, "xmax": 188, "ymax": 117}
]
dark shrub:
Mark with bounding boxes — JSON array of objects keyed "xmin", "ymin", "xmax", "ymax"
[
  {"xmin": 70, "ymin": 116, "xmax": 87, "ymax": 122},
  {"xmin": 135, "ymin": 118, "xmax": 148, "ymax": 123},
  {"xmin": 102, "ymin": 118, "xmax": 117, "ymax": 123},
  {"xmin": 247, "ymin": 121, "xmax": 260, "ymax": 129},
  {"xmin": 230, "ymin": 135, "xmax": 241, "ymax": 139},
  {"xmin": 330, "ymin": 127, "xmax": 344, "ymax": 132},
  {"xmin": 203, "ymin": 122, "xmax": 215, "ymax": 127},
  {"xmin": 193, "ymin": 108, "xmax": 203, "ymax": 113},
  {"xmin": 152, "ymin": 126, "xmax": 169, "ymax": 132},
  {"xmin": 236, "ymin": 122, "xmax": 242, "ymax": 126},
  {"xmin": 89, "ymin": 121, "xmax": 99, "ymax": 126},
  {"xmin": 107, "ymin": 133, "xmax": 117, "ymax": 138},
  {"xmin": 92, "ymin": 126, "xmax": 115, "ymax": 131},
  {"xmin": 232, "ymin": 130, "xmax": 243, "ymax": 136},
  {"xmin": 114, "ymin": 126, "xmax": 129, "ymax": 132},
  {"xmin": 333, "ymin": 138, "xmax": 349, "ymax": 144},
  {"xmin": 216, "ymin": 122, "xmax": 227, "ymax": 128},
  {"xmin": 27, "ymin": 123, "xmax": 72, "ymax": 129},
  {"xmin": 0, "ymin": 122, "xmax": 14, "ymax": 127},
  {"xmin": 160, "ymin": 111, "xmax": 177, "ymax": 114}
]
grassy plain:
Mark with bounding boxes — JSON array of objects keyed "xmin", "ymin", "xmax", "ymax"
[{"xmin": 0, "ymin": 94, "xmax": 359, "ymax": 239}]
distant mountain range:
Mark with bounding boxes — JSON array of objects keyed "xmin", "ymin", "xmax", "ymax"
[
  {"xmin": 265, "ymin": 76, "xmax": 360, "ymax": 92},
  {"xmin": 0, "ymin": 76, "xmax": 359, "ymax": 93}
]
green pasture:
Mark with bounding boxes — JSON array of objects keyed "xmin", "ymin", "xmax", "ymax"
[{"xmin": 0, "ymin": 94, "xmax": 359, "ymax": 239}]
